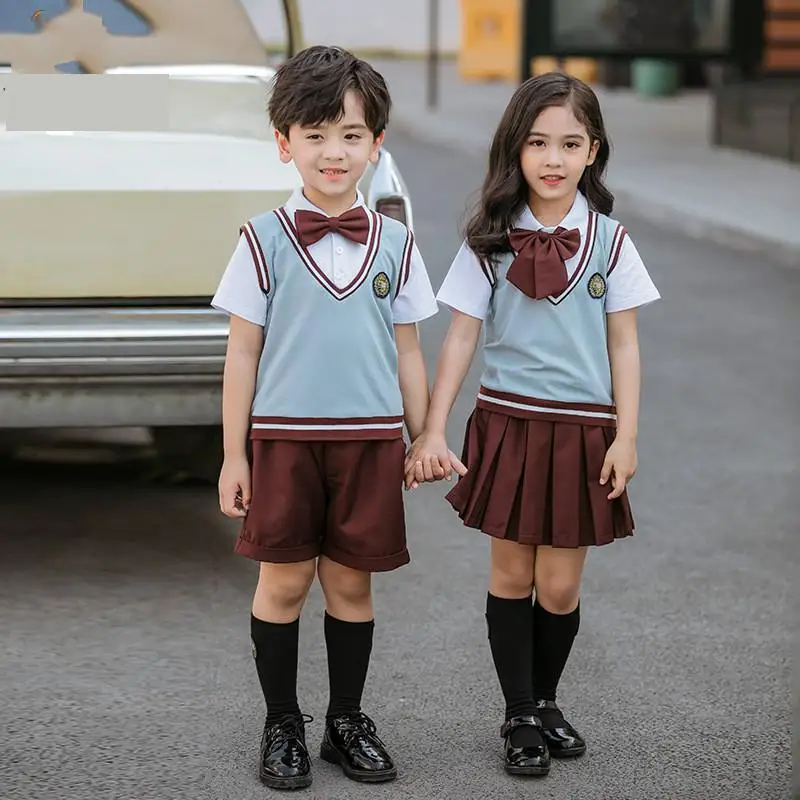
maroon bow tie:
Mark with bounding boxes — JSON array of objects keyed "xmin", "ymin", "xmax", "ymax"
[
  {"xmin": 294, "ymin": 207, "xmax": 370, "ymax": 247},
  {"xmin": 507, "ymin": 226, "xmax": 581, "ymax": 300}
]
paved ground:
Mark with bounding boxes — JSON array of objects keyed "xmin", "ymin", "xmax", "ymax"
[
  {"xmin": 1, "ymin": 131, "xmax": 797, "ymax": 800},
  {"xmin": 370, "ymin": 58, "xmax": 800, "ymax": 267}
]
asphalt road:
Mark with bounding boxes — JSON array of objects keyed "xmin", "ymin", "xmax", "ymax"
[{"xmin": 1, "ymin": 131, "xmax": 797, "ymax": 800}]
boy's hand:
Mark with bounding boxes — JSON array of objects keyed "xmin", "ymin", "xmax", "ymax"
[
  {"xmin": 599, "ymin": 436, "xmax": 637, "ymax": 500},
  {"xmin": 218, "ymin": 455, "xmax": 252, "ymax": 517},
  {"xmin": 404, "ymin": 432, "xmax": 467, "ymax": 490}
]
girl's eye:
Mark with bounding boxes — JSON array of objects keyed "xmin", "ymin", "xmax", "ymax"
[
  {"xmin": 565, "ymin": 142, "xmax": 578, "ymax": 149},
  {"xmin": 529, "ymin": 139, "xmax": 545, "ymax": 147}
]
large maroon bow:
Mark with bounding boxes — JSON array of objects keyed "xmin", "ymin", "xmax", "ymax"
[
  {"xmin": 294, "ymin": 207, "xmax": 370, "ymax": 247},
  {"xmin": 507, "ymin": 226, "xmax": 581, "ymax": 300}
]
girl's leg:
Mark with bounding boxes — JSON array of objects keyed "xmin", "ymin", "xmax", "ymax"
[
  {"xmin": 531, "ymin": 546, "xmax": 587, "ymax": 756},
  {"xmin": 317, "ymin": 556, "xmax": 374, "ymax": 720},
  {"xmin": 251, "ymin": 559, "xmax": 317, "ymax": 722},
  {"xmin": 487, "ymin": 540, "xmax": 539, "ymax": 728},
  {"xmin": 532, "ymin": 546, "xmax": 586, "ymax": 701}
]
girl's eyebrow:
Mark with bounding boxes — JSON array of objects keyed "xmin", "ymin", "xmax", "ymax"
[{"xmin": 528, "ymin": 130, "xmax": 587, "ymax": 140}]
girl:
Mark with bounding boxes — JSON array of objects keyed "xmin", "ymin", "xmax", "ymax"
[{"xmin": 406, "ymin": 72, "xmax": 660, "ymax": 777}]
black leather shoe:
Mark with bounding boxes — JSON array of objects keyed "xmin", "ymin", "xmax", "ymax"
[
  {"xmin": 535, "ymin": 699, "xmax": 586, "ymax": 758},
  {"xmin": 500, "ymin": 715, "xmax": 550, "ymax": 776},
  {"xmin": 320, "ymin": 711, "xmax": 397, "ymax": 783},
  {"xmin": 258, "ymin": 713, "xmax": 313, "ymax": 790}
]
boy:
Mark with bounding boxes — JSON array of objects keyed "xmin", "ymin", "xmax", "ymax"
[{"xmin": 211, "ymin": 45, "xmax": 438, "ymax": 790}]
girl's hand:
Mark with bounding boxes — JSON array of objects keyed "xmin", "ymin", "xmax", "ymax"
[
  {"xmin": 404, "ymin": 432, "xmax": 467, "ymax": 490},
  {"xmin": 218, "ymin": 454, "xmax": 252, "ymax": 517},
  {"xmin": 599, "ymin": 436, "xmax": 637, "ymax": 500}
]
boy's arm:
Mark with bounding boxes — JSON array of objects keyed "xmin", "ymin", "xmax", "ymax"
[
  {"xmin": 394, "ymin": 323, "xmax": 429, "ymax": 442},
  {"xmin": 219, "ymin": 315, "xmax": 264, "ymax": 516}
]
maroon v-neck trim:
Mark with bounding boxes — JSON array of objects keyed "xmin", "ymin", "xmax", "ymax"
[
  {"xmin": 546, "ymin": 211, "xmax": 597, "ymax": 306},
  {"xmin": 274, "ymin": 206, "xmax": 381, "ymax": 301}
]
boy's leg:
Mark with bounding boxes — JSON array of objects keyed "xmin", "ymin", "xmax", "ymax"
[
  {"xmin": 251, "ymin": 560, "xmax": 317, "ymax": 722},
  {"xmin": 235, "ymin": 439, "xmax": 327, "ymax": 789},
  {"xmin": 532, "ymin": 546, "xmax": 587, "ymax": 758},
  {"xmin": 315, "ymin": 438, "xmax": 408, "ymax": 783},
  {"xmin": 488, "ymin": 538, "xmax": 550, "ymax": 776},
  {"xmin": 316, "ymin": 558, "xmax": 374, "ymax": 721}
]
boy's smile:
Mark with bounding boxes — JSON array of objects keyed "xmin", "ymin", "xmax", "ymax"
[{"xmin": 275, "ymin": 90, "xmax": 384, "ymax": 216}]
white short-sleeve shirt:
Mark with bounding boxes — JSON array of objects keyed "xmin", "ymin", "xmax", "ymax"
[
  {"xmin": 212, "ymin": 188, "xmax": 439, "ymax": 327},
  {"xmin": 436, "ymin": 192, "xmax": 661, "ymax": 319}
]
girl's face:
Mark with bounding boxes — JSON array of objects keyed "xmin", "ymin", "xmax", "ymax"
[{"xmin": 520, "ymin": 104, "xmax": 600, "ymax": 213}]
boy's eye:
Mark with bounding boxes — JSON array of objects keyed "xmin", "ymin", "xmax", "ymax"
[
  {"xmin": 345, "ymin": 134, "xmax": 362, "ymax": 141},
  {"xmin": 306, "ymin": 133, "xmax": 322, "ymax": 140}
]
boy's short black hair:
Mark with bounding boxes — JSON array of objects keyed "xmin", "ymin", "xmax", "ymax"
[{"xmin": 268, "ymin": 45, "xmax": 391, "ymax": 138}]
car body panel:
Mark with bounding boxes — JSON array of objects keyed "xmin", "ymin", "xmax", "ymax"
[{"xmin": 0, "ymin": 1, "xmax": 415, "ymax": 432}]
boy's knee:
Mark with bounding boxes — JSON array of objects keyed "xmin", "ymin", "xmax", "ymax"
[
  {"xmin": 255, "ymin": 560, "xmax": 316, "ymax": 612},
  {"xmin": 318, "ymin": 558, "xmax": 372, "ymax": 609}
]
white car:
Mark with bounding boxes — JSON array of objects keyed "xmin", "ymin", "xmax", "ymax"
[{"xmin": 0, "ymin": 0, "xmax": 414, "ymax": 476}]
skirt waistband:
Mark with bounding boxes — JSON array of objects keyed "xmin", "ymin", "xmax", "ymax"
[{"xmin": 476, "ymin": 386, "xmax": 617, "ymax": 427}]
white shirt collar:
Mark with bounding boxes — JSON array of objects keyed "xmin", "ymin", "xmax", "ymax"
[
  {"xmin": 513, "ymin": 191, "xmax": 589, "ymax": 232},
  {"xmin": 285, "ymin": 187, "xmax": 366, "ymax": 218}
]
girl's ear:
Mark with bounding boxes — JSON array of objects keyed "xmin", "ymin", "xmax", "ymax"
[
  {"xmin": 586, "ymin": 139, "xmax": 601, "ymax": 167},
  {"xmin": 275, "ymin": 129, "xmax": 293, "ymax": 164},
  {"xmin": 369, "ymin": 131, "xmax": 386, "ymax": 164}
]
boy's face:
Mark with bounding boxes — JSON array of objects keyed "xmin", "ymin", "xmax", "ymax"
[{"xmin": 275, "ymin": 90, "xmax": 384, "ymax": 214}]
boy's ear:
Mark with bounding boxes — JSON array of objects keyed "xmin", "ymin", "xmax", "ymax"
[
  {"xmin": 275, "ymin": 129, "xmax": 293, "ymax": 164},
  {"xmin": 369, "ymin": 130, "xmax": 386, "ymax": 164}
]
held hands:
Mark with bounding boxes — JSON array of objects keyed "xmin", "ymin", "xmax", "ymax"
[
  {"xmin": 218, "ymin": 454, "xmax": 252, "ymax": 518},
  {"xmin": 600, "ymin": 435, "xmax": 637, "ymax": 500},
  {"xmin": 404, "ymin": 431, "xmax": 468, "ymax": 490}
]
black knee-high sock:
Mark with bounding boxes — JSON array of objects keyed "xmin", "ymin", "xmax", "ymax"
[
  {"xmin": 486, "ymin": 593, "xmax": 537, "ymax": 721},
  {"xmin": 324, "ymin": 612, "xmax": 374, "ymax": 721},
  {"xmin": 532, "ymin": 600, "xmax": 580, "ymax": 707},
  {"xmin": 251, "ymin": 615, "xmax": 301, "ymax": 723}
]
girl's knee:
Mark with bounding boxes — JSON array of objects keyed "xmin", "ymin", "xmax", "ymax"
[
  {"xmin": 490, "ymin": 543, "xmax": 535, "ymax": 597},
  {"xmin": 255, "ymin": 560, "xmax": 316, "ymax": 611},
  {"xmin": 535, "ymin": 577, "xmax": 581, "ymax": 614}
]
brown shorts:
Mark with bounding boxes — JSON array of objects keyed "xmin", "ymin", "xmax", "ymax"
[{"xmin": 235, "ymin": 438, "xmax": 409, "ymax": 572}]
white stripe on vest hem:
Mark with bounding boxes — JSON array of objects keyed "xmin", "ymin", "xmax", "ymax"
[
  {"xmin": 251, "ymin": 422, "xmax": 405, "ymax": 431},
  {"xmin": 477, "ymin": 393, "xmax": 617, "ymax": 420}
]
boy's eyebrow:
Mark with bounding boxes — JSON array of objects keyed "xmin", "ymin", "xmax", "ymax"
[
  {"xmin": 528, "ymin": 130, "xmax": 586, "ymax": 140},
  {"xmin": 342, "ymin": 122, "xmax": 369, "ymax": 130}
]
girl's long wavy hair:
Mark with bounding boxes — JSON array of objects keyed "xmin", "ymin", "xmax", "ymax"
[{"xmin": 464, "ymin": 72, "xmax": 613, "ymax": 271}]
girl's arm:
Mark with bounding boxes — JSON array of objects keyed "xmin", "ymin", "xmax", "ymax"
[
  {"xmin": 405, "ymin": 310, "xmax": 483, "ymax": 485},
  {"xmin": 395, "ymin": 323, "xmax": 430, "ymax": 443},
  {"xmin": 218, "ymin": 315, "xmax": 264, "ymax": 517},
  {"xmin": 602, "ymin": 308, "xmax": 640, "ymax": 499}
]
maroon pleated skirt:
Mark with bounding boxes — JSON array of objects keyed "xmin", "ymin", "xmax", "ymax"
[{"xmin": 445, "ymin": 407, "xmax": 635, "ymax": 547}]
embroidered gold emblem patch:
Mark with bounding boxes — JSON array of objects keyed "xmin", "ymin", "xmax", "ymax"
[
  {"xmin": 373, "ymin": 271, "xmax": 391, "ymax": 298},
  {"xmin": 587, "ymin": 272, "xmax": 606, "ymax": 299}
]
